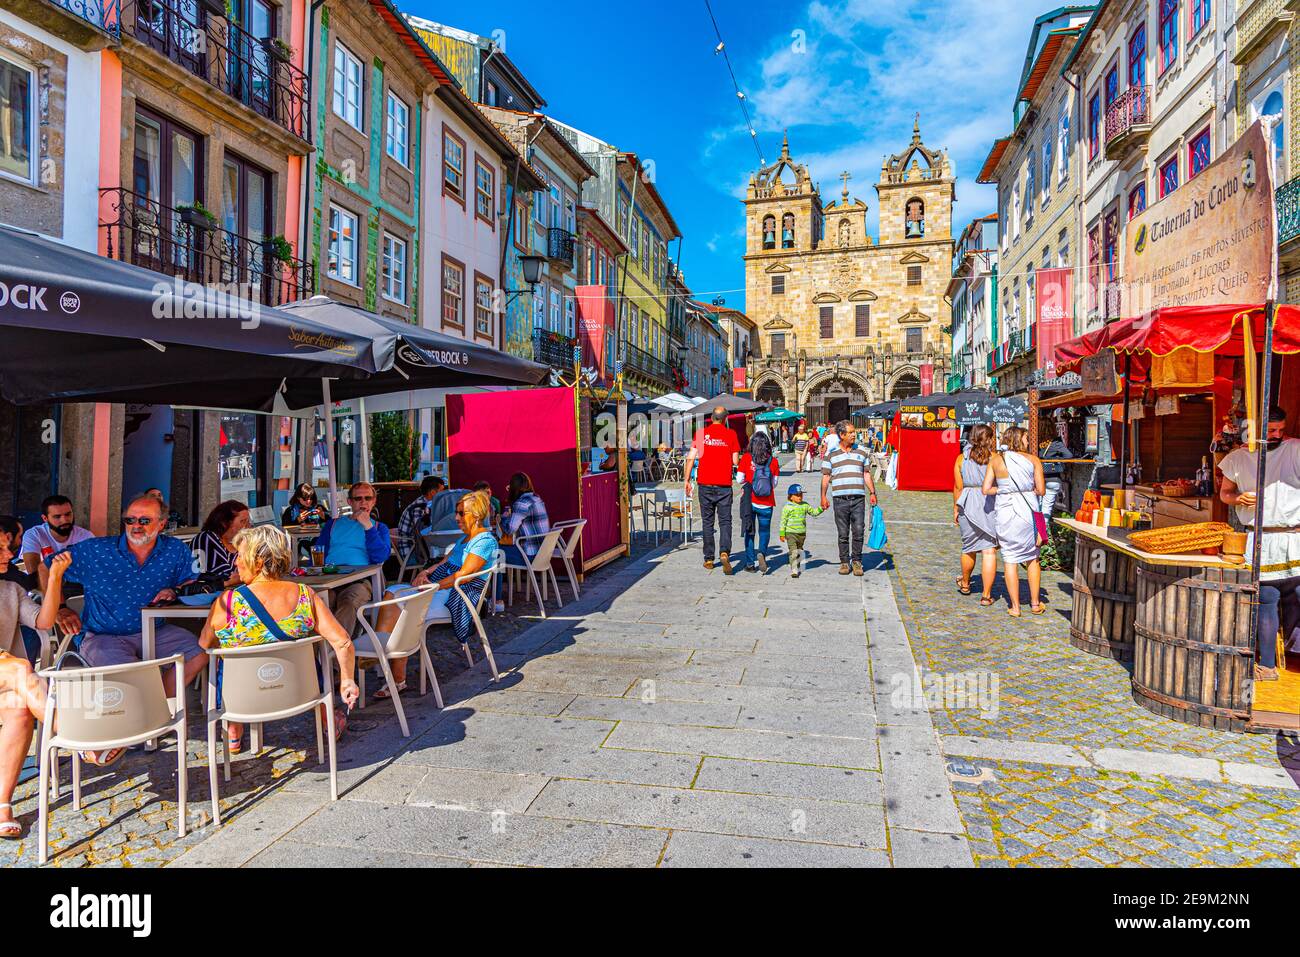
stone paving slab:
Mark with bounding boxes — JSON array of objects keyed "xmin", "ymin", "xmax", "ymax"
[
  {"xmin": 286, "ymin": 800, "xmax": 668, "ymax": 867},
  {"xmin": 693, "ymin": 757, "xmax": 884, "ymax": 804},
  {"xmin": 735, "ymin": 705, "xmax": 876, "ymax": 739},
  {"xmin": 889, "ymin": 828, "xmax": 976, "ymax": 868},
  {"xmin": 659, "ymin": 830, "xmax": 890, "ymax": 867},
  {"xmin": 246, "ymin": 840, "xmax": 475, "ymax": 868},
  {"xmin": 621, "ymin": 678, "xmax": 872, "ymax": 708},
  {"xmin": 529, "ymin": 778, "xmax": 888, "ymax": 848},
  {"xmin": 604, "ymin": 721, "xmax": 879, "ymax": 769},
  {"xmin": 559, "ymin": 694, "xmax": 742, "ymax": 728}
]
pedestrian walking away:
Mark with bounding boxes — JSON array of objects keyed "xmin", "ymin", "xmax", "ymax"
[
  {"xmin": 983, "ymin": 426, "xmax": 1046, "ymax": 617},
  {"xmin": 954, "ymin": 423, "xmax": 999, "ymax": 606},
  {"xmin": 739, "ymin": 431, "xmax": 780, "ymax": 573},
  {"xmin": 684, "ymin": 406, "xmax": 742, "ymax": 574},
  {"xmin": 779, "ymin": 484, "xmax": 823, "ymax": 578},
  {"xmin": 820, "ymin": 419, "xmax": 878, "ymax": 576},
  {"xmin": 792, "ymin": 426, "xmax": 811, "ymax": 472}
]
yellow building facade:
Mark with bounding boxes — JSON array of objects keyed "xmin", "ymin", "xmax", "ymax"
[{"xmin": 743, "ymin": 125, "xmax": 955, "ymax": 423}]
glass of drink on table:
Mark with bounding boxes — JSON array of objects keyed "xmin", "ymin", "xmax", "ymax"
[{"xmin": 310, "ymin": 546, "xmax": 325, "ymax": 567}]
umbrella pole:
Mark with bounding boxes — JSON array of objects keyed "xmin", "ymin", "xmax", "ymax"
[
  {"xmin": 357, "ymin": 396, "xmax": 372, "ymax": 483},
  {"xmin": 1118, "ymin": 353, "xmax": 1131, "ymax": 492},
  {"xmin": 322, "ymin": 377, "xmax": 340, "ymax": 517},
  {"xmin": 1248, "ymin": 301, "xmax": 1276, "ymax": 678}
]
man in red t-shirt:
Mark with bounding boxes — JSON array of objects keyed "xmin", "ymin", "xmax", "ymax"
[{"xmin": 685, "ymin": 406, "xmax": 742, "ymax": 573}]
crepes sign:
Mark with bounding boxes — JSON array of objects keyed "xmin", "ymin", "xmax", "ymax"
[{"xmin": 1124, "ymin": 121, "xmax": 1274, "ymax": 312}]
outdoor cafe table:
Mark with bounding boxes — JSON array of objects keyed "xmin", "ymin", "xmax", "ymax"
[{"xmin": 137, "ymin": 563, "xmax": 384, "ymax": 747}]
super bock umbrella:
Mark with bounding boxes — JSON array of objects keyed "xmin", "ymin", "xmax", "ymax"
[
  {"xmin": 755, "ymin": 407, "xmax": 802, "ymax": 423},
  {"xmin": 686, "ymin": 393, "xmax": 766, "ymax": 416}
]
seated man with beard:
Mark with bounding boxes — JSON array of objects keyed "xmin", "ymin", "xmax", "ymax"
[{"xmin": 47, "ymin": 493, "xmax": 206, "ymax": 695}]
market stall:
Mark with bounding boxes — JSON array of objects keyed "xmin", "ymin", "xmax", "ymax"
[
  {"xmin": 891, "ymin": 396, "xmax": 965, "ymax": 492},
  {"xmin": 446, "ymin": 385, "xmax": 629, "ymax": 575},
  {"xmin": 1053, "ymin": 311, "xmax": 1300, "ymax": 732}
]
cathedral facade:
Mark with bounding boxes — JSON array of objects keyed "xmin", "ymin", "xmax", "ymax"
[{"xmin": 743, "ymin": 122, "xmax": 955, "ymax": 424}]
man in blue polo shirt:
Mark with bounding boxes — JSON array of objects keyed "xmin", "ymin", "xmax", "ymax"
[
  {"xmin": 316, "ymin": 481, "xmax": 391, "ymax": 636},
  {"xmin": 53, "ymin": 493, "xmax": 206, "ymax": 693}
]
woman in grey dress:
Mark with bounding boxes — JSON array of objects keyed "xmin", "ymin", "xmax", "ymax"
[{"xmin": 953, "ymin": 424, "xmax": 999, "ymax": 605}]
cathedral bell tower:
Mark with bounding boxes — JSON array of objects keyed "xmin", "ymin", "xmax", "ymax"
[{"xmin": 876, "ymin": 115, "xmax": 955, "ymax": 246}]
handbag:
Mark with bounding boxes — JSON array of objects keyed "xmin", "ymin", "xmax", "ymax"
[
  {"xmin": 867, "ymin": 504, "xmax": 888, "ymax": 550},
  {"xmin": 1008, "ymin": 452, "xmax": 1048, "ymax": 547}
]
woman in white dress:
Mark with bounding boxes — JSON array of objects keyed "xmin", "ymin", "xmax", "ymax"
[
  {"xmin": 954, "ymin": 424, "xmax": 999, "ymax": 605},
  {"xmin": 983, "ymin": 426, "xmax": 1046, "ymax": 617}
]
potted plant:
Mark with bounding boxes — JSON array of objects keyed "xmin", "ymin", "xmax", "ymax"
[
  {"xmin": 261, "ymin": 234, "xmax": 294, "ymax": 263},
  {"xmin": 177, "ymin": 201, "xmax": 218, "ymax": 232},
  {"xmin": 262, "ymin": 36, "xmax": 294, "ymax": 62}
]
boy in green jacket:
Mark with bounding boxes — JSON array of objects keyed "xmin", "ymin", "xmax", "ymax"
[{"xmin": 779, "ymin": 484, "xmax": 823, "ymax": 578}]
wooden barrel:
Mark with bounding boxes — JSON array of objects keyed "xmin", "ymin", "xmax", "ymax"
[
  {"xmin": 1069, "ymin": 539, "xmax": 1136, "ymax": 661},
  {"xmin": 1132, "ymin": 563, "xmax": 1255, "ymax": 733}
]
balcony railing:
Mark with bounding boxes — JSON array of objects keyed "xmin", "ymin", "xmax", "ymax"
[
  {"xmin": 1104, "ymin": 86, "xmax": 1151, "ymax": 160},
  {"xmin": 120, "ymin": 0, "xmax": 309, "ymax": 141},
  {"xmin": 44, "ymin": 0, "xmax": 121, "ymax": 36},
  {"xmin": 532, "ymin": 328, "xmax": 576, "ymax": 371},
  {"xmin": 624, "ymin": 341, "xmax": 672, "ymax": 383},
  {"xmin": 99, "ymin": 187, "xmax": 313, "ymax": 307},
  {"xmin": 1279, "ymin": 176, "xmax": 1300, "ymax": 246},
  {"xmin": 547, "ymin": 227, "xmax": 575, "ymax": 269}
]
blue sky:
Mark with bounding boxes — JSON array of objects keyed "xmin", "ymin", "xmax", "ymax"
[{"xmin": 405, "ymin": 0, "xmax": 1034, "ymax": 312}]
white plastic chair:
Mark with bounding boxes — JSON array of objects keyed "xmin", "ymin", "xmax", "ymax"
[
  {"xmin": 505, "ymin": 527, "xmax": 566, "ymax": 618},
  {"xmin": 654, "ymin": 488, "xmax": 693, "ymax": 544},
  {"xmin": 549, "ymin": 518, "xmax": 587, "ymax": 601},
  {"xmin": 37, "ymin": 655, "xmax": 189, "ymax": 864},
  {"xmin": 204, "ymin": 636, "xmax": 337, "ymax": 824},
  {"xmin": 352, "ymin": 586, "xmax": 440, "ymax": 736},
  {"xmin": 442, "ymin": 560, "xmax": 502, "ymax": 680}
]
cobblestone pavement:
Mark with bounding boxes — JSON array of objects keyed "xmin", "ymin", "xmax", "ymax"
[
  {"xmin": 883, "ymin": 486, "xmax": 1300, "ymax": 867},
  {"xmin": 8, "ymin": 463, "xmax": 1300, "ymax": 867}
]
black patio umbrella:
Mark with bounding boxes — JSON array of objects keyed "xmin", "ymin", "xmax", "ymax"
[
  {"xmin": 686, "ymin": 393, "xmax": 766, "ymax": 416},
  {"xmin": 0, "ymin": 226, "xmax": 383, "ymax": 409},
  {"xmin": 852, "ymin": 400, "xmax": 900, "ymax": 420},
  {"xmin": 273, "ymin": 296, "xmax": 549, "ymax": 407}
]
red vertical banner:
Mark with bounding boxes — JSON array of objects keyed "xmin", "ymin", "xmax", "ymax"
[
  {"xmin": 1036, "ymin": 267, "xmax": 1074, "ymax": 376},
  {"xmin": 920, "ymin": 363, "xmax": 933, "ymax": 395},
  {"xmin": 733, "ymin": 367, "xmax": 747, "ymax": 391},
  {"xmin": 576, "ymin": 286, "xmax": 611, "ymax": 380}
]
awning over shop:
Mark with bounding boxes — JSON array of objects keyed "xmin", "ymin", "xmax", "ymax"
[{"xmin": 1055, "ymin": 304, "xmax": 1300, "ymax": 374}]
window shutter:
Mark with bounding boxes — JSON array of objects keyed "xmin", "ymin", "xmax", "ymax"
[
  {"xmin": 819, "ymin": 306, "xmax": 834, "ymax": 338},
  {"xmin": 771, "ymin": 275, "xmax": 785, "ymax": 295},
  {"xmin": 855, "ymin": 304, "xmax": 870, "ymax": 337},
  {"xmin": 907, "ymin": 265, "xmax": 922, "ymax": 285},
  {"xmin": 771, "ymin": 333, "xmax": 785, "ymax": 357},
  {"xmin": 906, "ymin": 328, "xmax": 922, "ymax": 353}
]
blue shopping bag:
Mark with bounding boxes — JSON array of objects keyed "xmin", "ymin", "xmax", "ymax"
[{"xmin": 867, "ymin": 504, "xmax": 887, "ymax": 550}]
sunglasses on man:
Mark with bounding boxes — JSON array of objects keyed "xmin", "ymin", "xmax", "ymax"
[{"xmin": 123, "ymin": 517, "xmax": 156, "ymax": 526}]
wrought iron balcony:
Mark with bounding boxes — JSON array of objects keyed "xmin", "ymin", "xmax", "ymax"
[
  {"xmin": 547, "ymin": 227, "xmax": 576, "ymax": 269},
  {"xmin": 120, "ymin": 0, "xmax": 309, "ymax": 141},
  {"xmin": 1279, "ymin": 175, "xmax": 1300, "ymax": 248},
  {"xmin": 42, "ymin": 0, "xmax": 121, "ymax": 37},
  {"xmin": 99, "ymin": 187, "xmax": 313, "ymax": 307},
  {"xmin": 1104, "ymin": 86, "xmax": 1151, "ymax": 161},
  {"xmin": 532, "ymin": 328, "xmax": 577, "ymax": 371},
  {"xmin": 623, "ymin": 341, "xmax": 672, "ymax": 383}
]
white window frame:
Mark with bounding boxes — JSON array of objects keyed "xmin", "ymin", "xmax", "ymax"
[
  {"xmin": 384, "ymin": 91, "xmax": 409, "ymax": 166},
  {"xmin": 381, "ymin": 232, "xmax": 407, "ymax": 303},
  {"xmin": 332, "ymin": 42, "xmax": 364, "ymax": 131},
  {"xmin": 0, "ymin": 53, "xmax": 36, "ymax": 186},
  {"xmin": 327, "ymin": 204, "xmax": 359, "ymax": 285}
]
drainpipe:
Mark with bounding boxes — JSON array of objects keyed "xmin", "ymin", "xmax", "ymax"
[{"xmin": 989, "ymin": 263, "xmax": 999, "ymax": 392}]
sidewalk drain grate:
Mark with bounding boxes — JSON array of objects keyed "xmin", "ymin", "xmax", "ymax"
[{"xmin": 946, "ymin": 759, "xmax": 996, "ymax": 784}]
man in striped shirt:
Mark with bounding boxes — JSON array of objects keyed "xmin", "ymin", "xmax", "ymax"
[{"xmin": 820, "ymin": 420, "xmax": 878, "ymax": 576}]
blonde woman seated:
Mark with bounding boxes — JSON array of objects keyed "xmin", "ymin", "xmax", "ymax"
[
  {"xmin": 199, "ymin": 526, "xmax": 360, "ymax": 754},
  {"xmin": 369, "ymin": 489, "xmax": 498, "ymax": 699},
  {"xmin": 982, "ymin": 425, "xmax": 1047, "ymax": 617}
]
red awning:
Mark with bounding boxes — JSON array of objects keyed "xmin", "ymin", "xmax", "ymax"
[{"xmin": 1054, "ymin": 304, "xmax": 1300, "ymax": 373}]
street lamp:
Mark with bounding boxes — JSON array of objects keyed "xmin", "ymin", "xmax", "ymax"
[{"xmin": 504, "ymin": 254, "xmax": 547, "ymax": 303}]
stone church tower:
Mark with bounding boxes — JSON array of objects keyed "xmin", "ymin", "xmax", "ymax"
[{"xmin": 743, "ymin": 120, "xmax": 955, "ymax": 423}]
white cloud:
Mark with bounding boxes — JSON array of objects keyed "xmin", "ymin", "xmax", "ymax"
[{"xmin": 712, "ymin": 0, "xmax": 1031, "ymax": 235}]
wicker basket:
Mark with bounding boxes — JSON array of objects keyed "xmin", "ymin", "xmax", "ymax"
[{"xmin": 1129, "ymin": 522, "xmax": 1232, "ymax": 555}]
